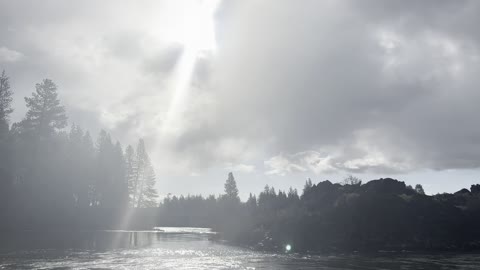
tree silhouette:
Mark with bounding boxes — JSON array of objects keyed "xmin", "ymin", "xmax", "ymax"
[
  {"xmin": 132, "ymin": 139, "xmax": 158, "ymax": 207},
  {"xmin": 0, "ymin": 70, "xmax": 13, "ymax": 134},
  {"xmin": 68, "ymin": 124, "xmax": 91, "ymax": 207},
  {"xmin": 140, "ymin": 163, "xmax": 158, "ymax": 207},
  {"xmin": 415, "ymin": 184, "xmax": 425, "ymax": 195},
  {"xmin": 125, "ymin": 145, "xmax": 137, "ymax": 207},
  {"xmin": 21, "ymin": 79, "xmax": 67, "ymax": 136},
  {"xmin": 0, "ymin": 70, "xmax": 13, "ymax": 218},
  {"xmin": 302, "ymin": 178, "xmax": 313, "ymax": 195},
  {"xmin": 224, "ymin": 172, "xmax": 239, "ymax": 201},
  {"xmin": 112, "ymin": 141, "xmax": 128, "ymax": 208},
  {"xmin": 342, "ymin": 175, "xmax": 362, "ymax": 186}
]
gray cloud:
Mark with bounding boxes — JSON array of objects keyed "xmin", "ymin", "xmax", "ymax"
[
  {"xmin": 141, "ymin": 45, "xmax": 184, "ymax": 75},
  {"xmin": 2, "ymin": 0, "xmax": 480, "ymax": 181},
  {"xmin": 0, "ymin": 47, "xmax": 24, "ymax": 62},
  {"xmin": 195, "ymin": 0, "xmax": 480, "ymax": 174}
]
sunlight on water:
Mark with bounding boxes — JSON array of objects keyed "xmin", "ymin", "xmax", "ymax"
[{"xmin": 1, "ymin": 230, "xmax": 480, "ymax": 270}]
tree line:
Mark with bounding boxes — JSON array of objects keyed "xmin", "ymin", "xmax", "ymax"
[
  {"xmin": 0, "ymin": 70, "xmax": 158, "ymax": 229},
  {"xmin": 158, "ymin": 173, "xmax": 480, "ymax": 252},
  {"xmin": 3, "ymin": 69, "xmax": 480, "ymax": 252}
]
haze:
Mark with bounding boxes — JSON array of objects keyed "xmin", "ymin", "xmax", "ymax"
[{"xmin": 2, "ymin": 0, "xmax": 480, "ymax": 198}]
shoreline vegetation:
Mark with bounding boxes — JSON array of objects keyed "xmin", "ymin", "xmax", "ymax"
[
  {"xmin": 157, "ymin": 176, "xmax": 480, "ymax": 253},
  {"xmin": 2, "ymin": 72, "xmax": 480, "ymax": 253}
]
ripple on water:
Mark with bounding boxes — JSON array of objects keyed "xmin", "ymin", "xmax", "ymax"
[{"xmin": 1, "ymin": 231, "xmax": 480, "ymax": 269}]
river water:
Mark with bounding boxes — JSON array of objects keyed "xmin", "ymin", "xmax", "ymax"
[{"xmin": 0, "ymin": 228, "xmax": 479, "ymax": 269}]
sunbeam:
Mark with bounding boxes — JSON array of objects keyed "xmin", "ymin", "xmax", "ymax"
[
  {"xmin": 115, "ymin": 1, "xmax": 221, "ymax": 239},
  {"xmin": 160, "ymin": 0, "xmax": 220, "ymax": 135}
]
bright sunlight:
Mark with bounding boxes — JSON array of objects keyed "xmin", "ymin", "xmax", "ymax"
[{"xmin": 160, "ymin": 0, "xmax": 220, "ymax": 135}]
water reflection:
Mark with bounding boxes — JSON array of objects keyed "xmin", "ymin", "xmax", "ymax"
[
  {"xmin": 1, "ymin": 230, "xmax": 480, "ymax": 269},
  {"xmin": 0, "ymin": 228, "xmax": 214, "ymax": 251}
]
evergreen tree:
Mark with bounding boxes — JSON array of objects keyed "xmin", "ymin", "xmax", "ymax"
[
  {"xmin": 133, "ymin": 139, "xmax": 147, "ymax": 207},
  {"xmin": 302, "ymin": 178, "xmax": 313, "ymax": 196},
  {"xmin": 82, "ymin": 131, "xmax": 96, "ymax": 206},
  {"xmin": 0, "ymin": 70, "xmax": 13, "ymax": 134},
  {"xmin": 125, "ymin": 145, "xmax": 137, "ymax": 206},
  {"xmin": 0, "ymin": 70, "xmax": 13, "ymax": 217},
  {"xmin": 94, "ymin": 130, "xmax": 114, "ymax": 207},
  {"xmin": 246, "ymin": 193, "xmax": 257, "ymax": 211},
  {"xmin": 93, "ymin": 131, "xmax": 129, "ymax": 208},
  {"xmin": 112, "ymin": 141, "xmax": 128, "ymax": 207},
  {"xmin": 132, "ymin": 139, "xmax": 158, "ymax": 208},
  {"xmin": 139, "ymin": 162, "xmax": 158, "ymax": 207},
  {"xmin": 224, "ymin": 172, "xmax": 239, "ymax": 201},
  {"xmin": 287, "ymin": 187, "xmax": 299, "ymax": 202},
  {"xmin": 415, "ymin": 184, "xmax": 425, "ymax": 195},
  {"xmin": 21, "ymin": 79, "xmax": 67, "ymax": 136},
  {"xmin": 68, "ymin": 124, "xmax": 86, "ymax": 207}
]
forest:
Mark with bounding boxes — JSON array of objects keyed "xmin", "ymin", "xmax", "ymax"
[
  {"xmin": 159, "ymin": 175, "xmax": 480, "ymax": 252},
  {"xmin": 0, "ymin": 71, "xmax": 158, "ymax": 230},
  {"xmin": 2, "ymin": 70, "xmax": 480, "ymax": 252}
]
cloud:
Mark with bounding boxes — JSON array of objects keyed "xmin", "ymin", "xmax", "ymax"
[
  {"xmin": 205, "ymin": 0, "xmax": 480, "ymax": 175},
  {"xmin": 264, "ymin": 154, "xmax": 308, "ymax": 176},
  {"xmin": 3, "ymin": 0, "xmax": 480, "ymax": 181},
  {"xmin": 224, "ymin": 163, "xmax": 255, "ymax": 173},
  {"xmin": 0, "ymin": 47, "xmax": 23, "ymax": 62},
  {"xmin": 141, "ymin": 45, "xmax": 184, "ymax": 75}
]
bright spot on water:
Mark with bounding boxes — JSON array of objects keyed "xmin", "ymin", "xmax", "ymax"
[{"xmin": 285, "ymin": 244, "xmax": 292, "ymax": 252}]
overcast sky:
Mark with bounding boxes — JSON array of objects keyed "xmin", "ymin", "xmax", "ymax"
[{"xmin": 2, "ymin": 0, "xmax": 480, "ymax": 198}]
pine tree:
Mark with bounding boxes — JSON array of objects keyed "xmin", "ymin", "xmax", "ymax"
[
  {"xmin": 0, "ymin": 70, "xmax": 13, "ymax": 212},
  {"xmin": 0, "ymin": 70, "xmax": 13, "ymax": 134},
  {"xmin": 133, "ymin": 139, "xmax": 158, "ymax": 208},
  {"xmin": 246, "ymin": 193, "xmax": 257, "ymax": 211},
  {"xmin": 224, "ymin": 172, "xmax": 239, "ymax": 201},
  {"xmin": 125, "ymin": 145, "xmax": 137, "ymax": 207},
  {"xmin": 68, "ymin": 124, "xmax": 85, "ymax": 207},
  {"xmin": 303, "ymin": 178, "xmax": 313, "ymax": 195},
  {"xmin": 134, "ymin": 139, "xmax": 147, "ymax": 207},
  {"xmin": 82, "ymin": 131, "xmax": 96, "ymax": 206},
  {"xmin": 140, "ymin": 162, "xmax": 158, "ymax": 207},
  {"xmin": 112, "ymin": 141, "xmax": 128, "ymax": 207},
  {"xmin": 21, "ymin": 79, "xmax": 67, "ymax": 136},
  {"xmin": 94, "ymin": 130, "xmax": 114, "ymax": 207}
]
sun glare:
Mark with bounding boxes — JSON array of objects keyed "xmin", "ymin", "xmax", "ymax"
[
  {"xmin": 160, "ymin": 0, "xmax": 220, "ymax": 135},
  {"xmin": 169, "ymin": 0, "xmax": 219, "ymax": 54}
]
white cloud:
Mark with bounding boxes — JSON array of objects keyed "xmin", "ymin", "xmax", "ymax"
[
  {"xmin": 264, "ymin": 154, "xmax": 308, "ymax": 176},
  {"xmin": 224, "ymin": 163, "xmax": 255, "ymax": 173},
  {"xmin": 264, "ymin": 129, "xmax": 416, "ymax": 176}
]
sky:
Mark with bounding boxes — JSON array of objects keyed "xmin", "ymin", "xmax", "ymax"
[{"xmin": 2, "ymin": 0, "xmax": 480, "ymax": 198}]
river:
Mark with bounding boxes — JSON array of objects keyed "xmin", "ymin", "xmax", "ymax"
[{"xmin": 0, "ymin": 228, "xmax": 479, "ymax": 269}]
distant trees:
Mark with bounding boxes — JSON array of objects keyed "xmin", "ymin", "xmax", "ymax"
[
  {"xmin": 0, "ymin": 70, "xmax": 13, "ymax": 219},
  {"xmin": 415, "ymin": 184, "xmax": 425, "ymax": 195},
  {"xmin": 0, "ymin": 70, "xmax": 13, "ymax": 133},
  {"xmin": 125, "ymin": 145, "xmax": 136, "ymax": 206},
  {"xmin": 472, "ymin": 184, "xmax": 480, "ymax": 195},
  {"xmin": 158, "ymin": 176, "xmax": 480, "ymax": 252},
  {"xmin": 93, "ymin": 130, "xmax": 128, "ymax": 208},
  {"xmin": 342, "ymin": 175, "xmax": 362, "ymax": 186},
  {"xmin": 303, "ymin": 178, "xmax": 313, "ymax": 194},
  {"xmin": 127, "ymin": 139, "xmax": 158, "ymax": 208},
  {"xmin": 68, "ymin": 124, "xmax": 95, "ymax": 208},
  {"xmin": 0, "ymin": 73, "xmax": 159, "ymax": 230},
  {"xmin": 4, "ymin": 71, "xmax": 480, "ymax": 252}
]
